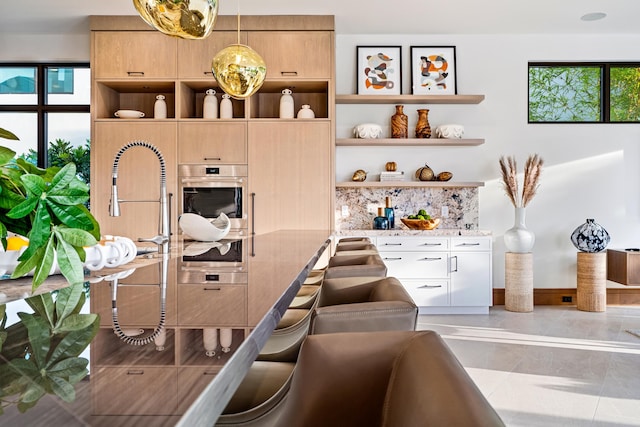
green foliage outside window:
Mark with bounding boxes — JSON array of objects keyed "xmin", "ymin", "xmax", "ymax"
[
  {"xmin": 20, "ymin": 139, "xmax": 90, "ymax": 185},
  {"xmin": 610, "ymin": 67, "xmax": 640, "ymax": 122}
]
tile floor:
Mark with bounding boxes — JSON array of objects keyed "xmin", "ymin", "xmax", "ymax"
[{"xmin": 417, "ymin": 306, "xmax": 640, "ymax": 427}]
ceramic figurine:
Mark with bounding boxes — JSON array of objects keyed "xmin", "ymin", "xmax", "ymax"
[
  {"xmin": 154, "ymin": 94, "xmax": 167, "ymax": 119},
  {"xmin": 203, "ymin": 89, "xmax": 218, "ymax": 119},
  {"xmin": 280, "ymin": 88, "xmax": 294, "ymax": 118},
  {"xmin": 220, "ymin": 93, "xmax": 233, "ymax": 118}
]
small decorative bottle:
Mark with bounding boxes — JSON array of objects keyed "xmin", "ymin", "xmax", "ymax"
[
  {"xmin": 385, "ymin": 196, "xmax": 395, "ymax": 229},
  {"xmin": 415, "ymin": 108, "xmax": 431, "ymax": 138},
  {"xmin": 297, "ymin": 104, "xmax": 315, "ymax": 119},
  {"xmin": 220, "ymin": 328, "xmax": 233, "ymax": 353},
  {"xmin": 220, "ymin": 93, "xmax": 233, "ymax": 119},
  {"xmin": 154, "ymin": 94, "xmax": 167, "ymax": 119},
  {"xmin": 203, "ymin": 328, "xmax": 218, "ymax": 357},
  {"xmin": 279, "ymin": 88, "xmax": 294, "ymax": 119},
  {"xmin": 391, "ymin": 105, "xmax": 408, "ymax": 138},
  {"xmin": 203, "ymin": 89, "xmax": 218, "ymax": 119},
  {"xmin": 373, "ymin": 207, "xmax": 390, "ymax": 230}
]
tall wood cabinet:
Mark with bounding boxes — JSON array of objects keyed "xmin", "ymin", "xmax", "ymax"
[{"xmin": 90, "ymin": 15, "xmax": 335, "ymax": 238}]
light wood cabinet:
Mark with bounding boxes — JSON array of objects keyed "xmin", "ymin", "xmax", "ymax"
[
  {"xmin": 177, "ymin": 31, "xmax": 247, "ymax": 79},
  {"xmin": 248, "ymin": 31, "xmax": 333, "ymax": 79},
  {"xmin": 178, "ymin": 122, "xmax": 247, "ymax": 164},
  {"xmin": 177, "ymin": 285, "xmax": 248, "ymax": 326},
  {"xmin": 91, "ymin": 122, "xmax": 178, "ymax": 239},
  {"xmin": 248, "ymin": 121, "xmax": 332, "ymax": 235},
  {"xmin": 93, "ymin": 31, "xmax": 177, "ymax": 79}
]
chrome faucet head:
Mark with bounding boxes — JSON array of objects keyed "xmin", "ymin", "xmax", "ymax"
[{"xmin": 109, "ymin": 184, "xmax": 120, "ymax": 217}]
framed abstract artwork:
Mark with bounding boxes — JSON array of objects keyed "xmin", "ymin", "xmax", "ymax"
[
  {"xmin": 410, "ymin": 46, "xmax": 457, "ymax": 95},
  {"xmin": 356, "ymin": 46, "xmax": 402, "ymax": 95}
]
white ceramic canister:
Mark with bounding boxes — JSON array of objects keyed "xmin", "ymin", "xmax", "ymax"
[
  {"xmin": 203, "ymin": 89, "xmax": 218, "ymax": 119},
  {"xmin": 220, "ymin": 93, "xmax": 233, "ymax": 119},
  {"xmin": 297, "ymin": 104, "xmax": 315, "ymax": 119},
  {"xmin": 154, "ymin": 94, "xmax": 167, "ymax": 119},
  {"xmin": 279, "ymin": 88, "xmax": 294, "ymax": 119}
]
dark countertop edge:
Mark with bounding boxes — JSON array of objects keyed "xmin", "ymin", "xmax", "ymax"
[{"xmin": 176, "ymin": 235, "xmax": 332, "ymax": 427}]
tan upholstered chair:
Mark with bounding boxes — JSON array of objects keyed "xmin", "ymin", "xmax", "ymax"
[
  {"xmin": 323, "ymin": 254, "xmax": 387, "ymax": 279},
  {"xmin": 310, "ymin": 276, "xmax": 417, "ymax": 334},
  {"xmin": 217, "ymin": 331, "xmax": 505, "ymax": 427}
]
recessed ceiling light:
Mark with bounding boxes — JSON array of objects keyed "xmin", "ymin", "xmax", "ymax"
[{"xmin": 581, "ymin": 12, "xmax": 607, "ymax": 22}]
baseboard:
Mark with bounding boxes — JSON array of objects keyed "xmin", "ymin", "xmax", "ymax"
[{"xmin": 492, "ymin": 288, "xmax": 640, "ymax": 306}]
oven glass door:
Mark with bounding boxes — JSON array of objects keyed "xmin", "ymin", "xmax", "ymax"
[{"xmin": 183, "ymin": 186, "xmax": 242, "ymax": 219}]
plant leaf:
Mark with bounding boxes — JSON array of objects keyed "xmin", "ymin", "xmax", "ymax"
[
  {"xmin": 25, "ymin": 292, "xmax": 56, "ymax": 329},
  {"xmin": 55, "ymin": 313, "xmax": 98, "ymax": 334},
  {"xmin": 0, "ymin": 128, "xmax": 19, "ymax": 141},
  {"xmin": 11, "ymin": 244, "xmax": 45, "ymax": 280},
  {"xmin": 48, "ymin": 375, "xmax": 75, "ymax": 403},
  {"xmin": 53, "ymin": 282, "xmax": 84, "ymax": 326},
  {"xmin": 46, "ymin": 357, "xmax": 88, "ymax": 379},
  {"xmin": 48, "ymin": 319, "xmax": 98, "ymax": 363},
  {"xmin": 46, "ymin": 189, "xmax": 90, "ymax": 207},
  {"xmin": 49, "ymin": 163, "xmax": 76, "ymax": 193},
  {"xmin": 21, "ymin": 380, "xmax": 46, "ymax": 404},
  {"xmin": 47, "ymin": 203, "xmax": 93, "ymax": 229},
  {"xmin": 32, "ymin": 235, "xmax": 55, "ymax": 290},
  {"xmin": 17, "ymin": 313, "xmax": 51, "ymax": 370},
  {"xmin": 6, "ymin": 196, "xmax": 38, "ymax": 219},
  {"xmin": 55, "ymin": 227, "xmax": 97, "ymax": 248},
  {"xmin": 19, "ymin": 174, "xmax": 46, "ymax": 197},
  {"xmin": 26, "ymin": 202, "xmax": 52, "ymax": 250},
  {"xmin": 0, "ymin": 146, "xmax": 16, "ymax": 164},
  {"xmin": 55, "ymin": 238, "xmax": 84, "ymax": 287}
]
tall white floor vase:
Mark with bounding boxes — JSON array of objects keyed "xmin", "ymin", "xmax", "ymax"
[{"xmin": 504, "ymin": 207, "xmax": 535, "ymax": 253}]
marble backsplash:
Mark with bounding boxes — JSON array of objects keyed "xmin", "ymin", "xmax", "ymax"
[{"xmin": 335, "ymin": 187, "xmax": 479, "ymax": 231}]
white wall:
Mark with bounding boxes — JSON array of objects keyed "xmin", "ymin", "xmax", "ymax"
[
  {"xmin": 337, "ymin": 33, "xmax": 640, "ymax": 289},
  {"xmin": 4, "ymin": 31, "xmax": 640, "ymax": 289}
]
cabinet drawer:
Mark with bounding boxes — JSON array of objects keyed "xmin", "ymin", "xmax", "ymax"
[
  {"xmin": 178, "ymin": 285, "xmax": 247, "ymax": 326},
  {"xmin": 92, "ymin": 367, "xmax": 178, "ymax": 415},
  {"xmin": 451, "ymin": 237, "xmax": 491, "ymax": 251},
  {"xmin": 177, "ymin": 367, "xmax": 220, "ymax": 413},
  {"xmin": 377, "ymin": 237, "xmax": 449, "ymax": 251},
  {"xmin": 401, "ymin": 279, "xmax": 449, "ymax": 307},
  {"xmin": 379, "ymin": 251, "xmax": 449, "ymax": 278},
  {"xmin": 178, "ymin": 122, "xmax": 247, "ymax": 164}
]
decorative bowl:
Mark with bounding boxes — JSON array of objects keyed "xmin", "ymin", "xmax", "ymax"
[
  {"xmin": 179, "ymin": 212, "xmax": 231, "ymax": 242},
  {"xmin": 400, "ymin": 217, "xmax": 441, "ymax": 230},
  {"xmin": 115, "ymin": 109, "xmax": 145, "ymax": 119}
]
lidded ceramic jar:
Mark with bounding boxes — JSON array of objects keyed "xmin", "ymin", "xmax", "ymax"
[
  {"xmin": 297, "ymin": 104, "xmax": 315, "ymax": 119},
  {"xmin": 279, "ymin": 88, "xmax": 294, "ymax": 118},
  {"xmin": 220, "ymin": 93, "xmax": 233, "ymax": 119},
  {"xmin": 203, "ymin": 89, "xmax": 218, "ymax": 119},
  {"xmin": 154, "ymin": 94, "xmax": 167, "ymax": 119}
]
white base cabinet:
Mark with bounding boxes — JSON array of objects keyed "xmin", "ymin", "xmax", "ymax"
[{"xmin": 376, "ymin": 235, "xmax": 492, "ymax": 314}]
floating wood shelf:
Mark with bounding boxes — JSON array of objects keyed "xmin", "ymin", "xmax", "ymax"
[
  {"xmin": 336, "ymin": 181, "xmax": 484, "ymax": 188},
  {"xmin": 335, "ymin": 138, "xmax": 484, "ymax": 146},
  {"xmin": 335, "ymin": 94, "xmax": 485, "ymax": 105}
]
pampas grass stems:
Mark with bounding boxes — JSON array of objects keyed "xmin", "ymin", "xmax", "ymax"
[{"xmin": 499, "ymin": 154, "xmax": 543, "ymax": 208}]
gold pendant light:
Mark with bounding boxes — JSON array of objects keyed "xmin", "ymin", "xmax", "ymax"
[
  {"xmin": 211, "ymin": 12, "xmax": 266, "ymax": 99},
  {"xmin": 133, "ymin": 0, "xmax": 219, "ymax": 39}
]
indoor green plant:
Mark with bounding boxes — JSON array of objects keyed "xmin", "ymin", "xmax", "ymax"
[{"xmin": 0, "ymin": 128, "xmax": 100, "ymax": 291}]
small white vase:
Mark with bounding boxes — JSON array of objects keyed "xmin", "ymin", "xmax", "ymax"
[
  {"xmin": 220, "ymin": 93, "xmax": 233, "ymax": 119},
  {"xmin": 203, "ymin": 328, "xmax": 218, "ymax": 357},
  {"xmin": 203, "ymin": 89, "xmax": 218, "ymax": 119},
  {"xmin": 504, "ymin": 207, "xmax": 535, "ymax": 253},
  {"xmin": 279, "ymin": 89, "xmax": 294, "ymax": 119},
  {"xmin": 154, "ymin": 94, "xmax": 167, "ymax": 119},
  {"xmin": 220, "ymin": 328, "xmax": 233, "ymax": 353},
  {"xmin": 297, "ymin": 104, "xmax": 315, "ymax": 119}
]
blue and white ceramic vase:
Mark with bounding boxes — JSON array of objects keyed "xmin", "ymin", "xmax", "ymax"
[
  {"xmin": 504, "ymin": 207, "xmax": 535, "ymax": 253},
  {"xmin": 571, "ymin": 218, "xmax": 610, "ymax": 252}
]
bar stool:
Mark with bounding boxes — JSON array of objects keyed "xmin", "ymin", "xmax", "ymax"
[{"xmin": 324, "ymin": 254, "xmax": 387, "ymax": 279}]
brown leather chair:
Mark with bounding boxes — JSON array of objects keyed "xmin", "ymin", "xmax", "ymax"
[
  {"xmin": 310, "ymin": 276, "xmax": 418, "ymax": 334},
  {"xmin": 324, "ymin": 254, "xmax": 387, "ymax": 279},
  {"xmin": 217, "ymin": 331, "xmax": 505, "ymax": 426}
]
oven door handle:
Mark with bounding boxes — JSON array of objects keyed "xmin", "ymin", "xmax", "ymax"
[
  {"xmin": 180, "ymin": 177, "xmax": 245, "ymax": 185},
  {"xmin": 251, "ymin": 192, "xmax": 256, "ymax": 236}
]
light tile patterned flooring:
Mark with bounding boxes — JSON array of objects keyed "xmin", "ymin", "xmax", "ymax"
[{"xmin": 417, "ymin": 306, "xmax": 640, "ymax": 427}]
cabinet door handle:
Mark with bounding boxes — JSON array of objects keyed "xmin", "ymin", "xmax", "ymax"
[
  {"xmin": 420, "ymin": 243, "xmax": 442, "ymax": 246},
  {"xmin": 251, "ymin": 192, "xmax": 256, "ymax": 235},
  {"xmin": 281, "ymin": 71, "xmax": 298, "ymax": 76},
  {"xmin": 203, "ymin": 157, "xmax": 222, "ymax": 161},
  {"xmin": 382, "ymin": 243, "xmax": 402, "ymax": 246},
  {"xmin": 383, "ymin": 257, "xmax": 402, "ymax": 261},
  {"xmin": 458, "ymin": 243, "xmax": 481, "ymax": 246},
  {"xmin": 126, "ymin": 71, "xmax": 145, "ymax": 76},
  {"xmin": 203, "ymin": 371, "xmax": 217, "ymax": 376},
  {"xmin": 204, "ymin": 71, "xmax": 214, "ymax": 76},
  {"xmin": 418, "ymin": 284, "xmax": 443, "ymax": 289},
  {"xmin": 204, "ymin": 287, "xmax": 222, "ymax": 291},
  {"xmin": 127, "ymin": 370, "xmax": 144, "ymax": 375},
  {"xmin": 420, "ymin": 257, "xmax": 442, "ymax": 261},
  {"xmin": 451, "ymin": 255, "xmax": 458, "ymax": 272}
]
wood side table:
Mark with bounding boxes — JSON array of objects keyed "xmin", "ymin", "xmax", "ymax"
[
  {"xmin": 505, "ymin": 252, "xmax": 533, "ymax": 312},
  {"xmin": 577, "ymin": 252, "xmax": 606, "ymax": 312},
  {"xmin": 607, "ymin": 249, "xmax": 640, "ymax": 286}
]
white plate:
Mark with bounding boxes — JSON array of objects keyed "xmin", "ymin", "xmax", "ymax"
[
  {"xmin": 179, "ymin": 213, "xmax": 230, "ymax": 242},
  {"xmin": 114, "ymin": 109, "xmax": 144, "ymax": 119}
]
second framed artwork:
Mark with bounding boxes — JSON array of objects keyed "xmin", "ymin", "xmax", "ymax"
[
  {"xmin": 410, "ymin": 46, "xmax": 457, "ymax": 95},
  {"xmin": 356, "ymin": 46, "xmax": 402, "ymax": 95}
]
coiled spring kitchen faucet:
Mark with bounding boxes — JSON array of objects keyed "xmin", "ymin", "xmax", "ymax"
[{"xmin": 109, "ymin": 140, "xmax": 170, "ymax": 254}]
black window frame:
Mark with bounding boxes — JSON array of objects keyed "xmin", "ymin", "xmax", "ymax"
[
  {"xmin": 528, "ymin": 61, "xmax": 640, "ymax": 124},
  {"xmin": 0, "ymin": 62, "xmax": 90, "ymax": 167}
]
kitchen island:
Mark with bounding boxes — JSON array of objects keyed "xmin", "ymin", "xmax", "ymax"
[{"xmin": 0, "ymin": 230, "xmax": 331, "ymax": 426}]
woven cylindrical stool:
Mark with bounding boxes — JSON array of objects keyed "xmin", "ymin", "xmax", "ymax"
[
  {"xmin": 505, "ymin": 252, "xmax": 533, "ymax": 312},
  {"xmin": 577, "ymin": 252, "xmax": 606, "ymax": 312}
]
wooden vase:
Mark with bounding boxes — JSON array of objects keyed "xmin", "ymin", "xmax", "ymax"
[
  {"xmin": 391, "ymin": 105, "xmax": 408, "ymax": 138},
  {"xmin": 415, "ymin": 108, "xmax": 431, "ymax": 138}
]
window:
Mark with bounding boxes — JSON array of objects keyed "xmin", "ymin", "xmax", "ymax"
[
  {"xmin": 0, "ymin": 63, "xmax": 90, "ymax": 182},
  {"xmin": 528, "ymin": 62, "xmax": 640, "ymax": 123}
]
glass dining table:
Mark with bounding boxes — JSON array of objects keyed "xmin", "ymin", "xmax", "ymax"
[{"xmin": 0, "ymin": 230, "xmax": 331, "ymax": 426}]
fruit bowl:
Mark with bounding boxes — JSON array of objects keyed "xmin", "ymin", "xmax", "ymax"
[{"xmin": 400, "ymin": 217, "xmax": 441, "ymax": 230}]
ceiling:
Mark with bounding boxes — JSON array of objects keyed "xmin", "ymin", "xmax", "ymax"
[{"xmin": 1, "ymin": 0, "xmax": 639, "ymax": 35}]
